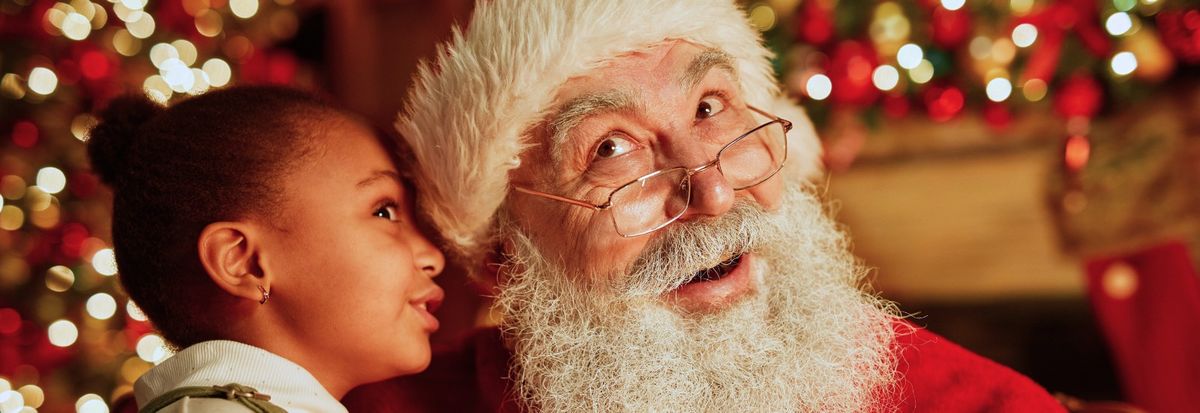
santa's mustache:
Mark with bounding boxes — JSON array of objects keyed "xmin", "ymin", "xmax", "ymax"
[{"xmin": 619, "ymin": 199, "xmax": 774, "ymax": 298}]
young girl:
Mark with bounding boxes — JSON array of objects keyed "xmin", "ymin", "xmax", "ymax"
[{"xmin": 88, "ymin": 86, "xmax": 445, "ymax": 412}]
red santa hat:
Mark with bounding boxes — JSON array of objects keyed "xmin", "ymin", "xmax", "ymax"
[{"xmin": 398, "ymin": 0, "xmax": 822, "ymax": 264}]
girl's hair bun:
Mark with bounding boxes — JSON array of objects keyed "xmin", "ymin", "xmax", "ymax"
[{"xmin": 87, "ymin": 95, "xmax": 164, "ymax": 186}]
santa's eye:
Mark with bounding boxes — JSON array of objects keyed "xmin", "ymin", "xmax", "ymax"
[
  {"xmin": 594, "ymin": 134, "xmax": 636, "ymax": 160},
  {"xmin": 696, "ymin": 96, "xmax": 726, "ymax": 119}
]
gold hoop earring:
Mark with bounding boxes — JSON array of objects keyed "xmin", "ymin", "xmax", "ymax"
[{"xmin": 257, "ymin": 285, "xmax": 270, "ymax": 305}]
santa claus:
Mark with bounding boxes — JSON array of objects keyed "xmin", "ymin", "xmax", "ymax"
[{"xmin": 345, "ymin": 1, "xmax": 1066, "ymax": 411}]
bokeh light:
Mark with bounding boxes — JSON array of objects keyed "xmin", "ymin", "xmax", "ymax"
[
  {"xmin": 872, "ymin": 65, "xmax": 900, "ymax": 91},
  {"xmin": 46, "ymin": 265, "xmax": 76, "ymax": 292},
  {"xmin": 897, "ymin": 43, "xmax": 923, "ymax": 69},
  {"xmin": 126, "ymin": 300, "xmax": 148, "ymax": 322},
  {"xmin": 0, "ymin": 390, "xmax": 24, "ymax": 413},
  {"xmin": 48, "ymin": 319, "xmax": 79, "ymax": 347},
  {"xmin": 36, "ymin": 167, "xmax": 67, "ymax": 194},
  {"xmin": 76, "ymin": 394, "xmax": 107, "ymax": 413},
  {"xmin": 202, "ymin": 58, "xmax": 232, "ymax": 87},
  {"xmin": 1022, "ymin": 78, "xmax": 1048, "ymax": 101},
  {"xmin": 1106, "ymin": 12, "xmax": 1133, "ymax": 36},
  {"xmin": 1012, "ymin": 23, "xmax": 1038, "ymax": 48},
  {"xmin": 940, "ymin": 0, "xmax": 965, "ymax": 11},
  {"xmin": 28, "ymin": 67, "xmax": 58, "ymax": 95},
  {"xmin": 231, "ymin": 0, "xmax": 260, "ymax": 19},
  {"xmin": 17, "ymin": 384, "xmax": 43, "ymax": 408},
  {"xmin": 62, "ymin": 12, "xmax": 92, "ymax": 40},
  {"xmin": 136, "ymin": 333, "xmax": 170, "ymax": 363},
  {"xmin": 92, "ymin": 248, "xmax": 118, "ymax": 276},
  {"xmin": 172, "ymin": 39, "xmax": 199, "ymax": 66},
  {"xmin": 1111, "ymin": 51, "xmax": 1138, "ymax": 75},
  {"xmin": 125, "ymin": 11, "xmax": 155, "ymax": 39},
  {"xmin": 908, "ymin": 59, "xmax": 935, "ymax": 84},
  {"xmin": 986, "ymin": 78, "xmax": 1013, "ymax": 102},
  {"xmin": 86, "ymin": 293, "xmax": 117, "ymax": 320},
  {"xmin": 805, "ymin": 74, "xmax": 832, "ymax": 100}
]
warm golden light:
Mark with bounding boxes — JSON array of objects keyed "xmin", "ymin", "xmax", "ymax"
[
  {"xmin": 46, "ymin": 265, "xmax": 75, "ymax": 292},
  {"xmin": 86, "ymin": 293, "xmax": 117, "ymax": 320},
  {"xmin": 991, "ymin": 38, "xmax": 1017, "ymax": 64},
  {"xmin": 171, "ymin": 39, "xmax": 198, "ymax": 66},
  {"xmin": 17, "ymin": 385, "xmax": 43, "ymax": 408},
  {"xmin": 1010, "ymin": 0, "xmax": 1034, "ymax": 14},
  {"xmin": 125, "ymin": 11, "xmax": 155, "ymax": 39},
  {"xmin": 1, "ymin": 73, "xmax": 26, "ymax": 99},
  {"xmin": 188, "ymin": 68, "xmax": 211, "ymax": 95},
  {"xmin": 149, "ymin": 43, "xmax": 179, "ymax": 68},
  {"xmin": 872, "ymin": 64, "xmax": 900, "ymax": 91},
  {"xmin": 1012, "ymin": 23, "xmax": 1038, "ymax": 48},
  {"xmin": 136, "ymin": 334, "xmax": 170, "ymax": 363},
  {"xmin": 230, "ymin": 0, "xmax": 260, "ymax": 19},
  {"xmin": 77, "ymin": 395, "xmax": 108, "ymax": 413},
  {"xmin": 92, "ymin": 248, "xmax": 118, "ymax": 276},
  {"xmin": 183, "ymin": 0, "xmax": 211, "ymax": 16},
  {"xmin": 126, "ymin": 300, "xmax": 148, "ymax": 322},
  {"xmin": 748, "ymin": 4, "xmax": 777, "ymax": 32},
  {"xmin": 142, "ymin": 74, "xmax": 173, "ymax": 103},
  {"xmin": 195, "ymin": 9, "xmax": 223, "ymax": 37},
  {"xmin": 908, "ymin": 59, "xmax": 935, "ymax": 83},
  {"xmin": 28, "ymin": 67, "xmax": 58, "ymax": 95},
  {"xmin": 0, "ymin": 206, "xmax": 24, "ymax": 231},
  {"xmin": 71, "ymin": 114, "xmax": 98, "ymax": 141},
  {"xmin": 62, "ymin": 12, "xmax": 92, "ymax": 40},
  {"xmin": 48, "ymin": 319, "xmax": 79, "ymax": 347},
  {"xmin": 1022, "ymin": 78, "xmax": 1048, "ymax": 101},
  {"xmin": 36, "ymin": 167, "xmax": 67, "ymax": 194},
  {"xmin": 112, "ymin": 29, "xmax": 142, "ymax": 56},
  {"xmin": 202, "ymin": 58, "xmax": 232, "ymax": 87},
  {"xmin": 1, "ymin": 176, "xmax": 27, "ymax": 200}
]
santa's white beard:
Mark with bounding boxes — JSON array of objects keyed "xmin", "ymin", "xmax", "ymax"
[{"xmin": 495, "ymin": 185, "xmax": 902, "ymax": 412}]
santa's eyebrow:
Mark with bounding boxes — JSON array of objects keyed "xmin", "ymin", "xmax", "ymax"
[
  {"xmin": 547, "ymin": 89, "xmax": 638, "ymax": 163},
  {"xmin": 678, "ymin": 48, "xmax": 738, "ymax": 92}
]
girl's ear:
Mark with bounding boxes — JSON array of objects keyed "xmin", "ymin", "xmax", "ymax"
[{"xmin": 197, "ymin": 222, "xmax": 271, "ymax": 304}]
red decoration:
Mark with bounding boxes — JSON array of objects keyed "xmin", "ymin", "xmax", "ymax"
[
  {"xmin": 923, "ymin": 85, "xmax": 964, "ymax": 122},
  {"xmin": 79, "ymin": 50, "xmax": 111, "ymax": 80},
  {"xmin": 983, "ymin": 102, "xmax": 1012, "ymax": 131},
  {"xmin": 827, "ymin": 41, "xmax": 880, "ymax": 106},
  {"xmin": 1084, "ymin": 242, "xmax": 1200, "ymax": 413},
  {"xmin": 794, "ymin": 0, "xmax": 835, "ymax": 46},
  {"xmin": 1063, "ymin": 134, "xmax": 1090, "ymax": 171},
  {"xmin": 931, "ymin": 8, "xmax": 971, "ymax": 49},
  {"xmin": 1157, "ymin": 10, "xmax": 1200, "ymax": 64},
  {"xmin": 1017, "ymin": 0, "xmax": 1111, "ymax": 83},
  {"xmin": 1054, "ymin": 74, "xmax": 1103, "ymax": 119}
]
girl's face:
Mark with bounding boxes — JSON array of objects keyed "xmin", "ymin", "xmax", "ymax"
[{"xmin": 260, "ymin": 116, "xmax": 445, "ymax": 384}]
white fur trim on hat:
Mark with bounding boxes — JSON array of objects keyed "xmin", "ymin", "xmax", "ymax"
[{"xmin": 398, "ymin": 0, "xmax": 822, "ymax": 263}]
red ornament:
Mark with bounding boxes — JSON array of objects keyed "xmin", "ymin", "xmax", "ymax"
[
  {"xmin": 931, "ymin": 8, "xmax": 972, "ymax": 49},
  {"xmin": 794, "ymin": 0, "xmax": 836, "ymax": 46},
  {"xmin": 1054, "ymin": 74, "xmax": 1103, "ymax": 119},
  {"xmin": 827, "ymin": 41, "xmax": 880, "ymax": 106},
  {"xmin": 79, "ymin": 51, "xmax": 111, "ymax": 80},
  {"xmin": 1157, "ymin": 10, "xmax": 1200, "ymax": 64},
  {"xmin": 984, "ymin": 102, "xmax": 1012, "ymax": 131},
  {"xmin": 924, "ymin": 85, "xmax": 965, "ymax": 122}
]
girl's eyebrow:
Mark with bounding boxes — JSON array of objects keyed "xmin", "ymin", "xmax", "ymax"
[{"xmin": 356, "ymin": 170, "xmax": 402, "ymax": 189}]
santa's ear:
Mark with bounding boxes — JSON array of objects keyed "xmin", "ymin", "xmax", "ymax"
[{"xmin": 197, "ymin": 222, "xmax": 270, "ymax": 304}]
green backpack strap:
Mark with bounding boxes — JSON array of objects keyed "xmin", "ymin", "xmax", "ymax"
[{"xmin": 139, "ymin": 383, "xmax": 288, "ymax": 413}]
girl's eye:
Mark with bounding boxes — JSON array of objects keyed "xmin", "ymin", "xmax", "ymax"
[
  {"xmin": 374, "ymin": 204, "xmax": 400, "ymax": 222},
  {"xmin": 593, "ymin": 134, "xmax": 636, "ymax": 160},
  {"xmin": 696, "ymin": 96, "xmax": 726, "ymax": 120}
]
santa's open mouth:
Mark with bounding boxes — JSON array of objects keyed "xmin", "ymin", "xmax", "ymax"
[{"xmin": 684, "ymin": 253, "xmax": 744, "ymax": 285}]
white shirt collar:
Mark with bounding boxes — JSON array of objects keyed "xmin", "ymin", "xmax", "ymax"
[{"xmin": 133, "ymin": 340, "xmax": 348, "ymax": 413}]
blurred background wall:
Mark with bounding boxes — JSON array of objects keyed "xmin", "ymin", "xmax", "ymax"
[{"xmin": 0, "ymin": 0, "xmax": 1197, "ymax": 412}]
